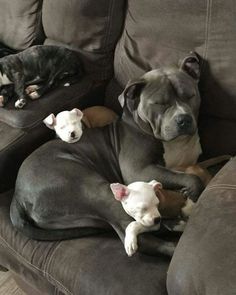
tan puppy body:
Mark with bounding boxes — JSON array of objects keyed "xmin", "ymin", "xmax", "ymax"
[{"xmin": 82, "ymin": 106, "xmax": 118, "ymax": 128}]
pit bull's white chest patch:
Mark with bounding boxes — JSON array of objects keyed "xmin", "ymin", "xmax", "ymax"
[{"xmin": 163, "ymin": 132, "xmax": 202, "ymax": 168}]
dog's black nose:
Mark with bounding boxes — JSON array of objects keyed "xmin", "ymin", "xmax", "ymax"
[
  {"xmin": 154, "ymin": 217, "xmax": 161, "ymax": 224},
  {"xmin": 71, "ymin": 131, "xmax": 75, "ymax": 138},
  {"xmin": 176, "ymin": 114, "xmax": 193, "ymax": 129}
]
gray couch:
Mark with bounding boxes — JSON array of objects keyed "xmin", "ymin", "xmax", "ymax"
[{"xmin": 0, "ymin": 1, "xmax": 236, "ymax": 294}]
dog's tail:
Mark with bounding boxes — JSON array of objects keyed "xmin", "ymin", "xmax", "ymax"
[
  {"xmin": 10, "ymin": 198, "xmax": 107, "ymax": 241},
  {"xmin": 198, "ymin": 155, "xmax": 232, "ymax": 169}
]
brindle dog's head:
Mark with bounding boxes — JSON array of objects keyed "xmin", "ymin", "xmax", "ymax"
[{"xmin": 119, "ymin": 53, "xmax": 201, "ymax": 141}]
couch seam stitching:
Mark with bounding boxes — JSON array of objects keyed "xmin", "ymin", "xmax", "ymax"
[
  {"xmin": 0, "ymin": 236, "xmax": 73, "ymax": 295},
  {"xmin": 200, "ymin": 0, "xmax": 212, "ymax": 74}
]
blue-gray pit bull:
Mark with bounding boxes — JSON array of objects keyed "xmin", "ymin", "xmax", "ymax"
[{"xmin": 10, "ymin": 52, "xmax": 204, "ymax": 256}]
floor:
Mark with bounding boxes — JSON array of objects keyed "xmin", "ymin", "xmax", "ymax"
[{"xmin": 0, "ymin": 271, "xmax": 25, "ymax": 295}]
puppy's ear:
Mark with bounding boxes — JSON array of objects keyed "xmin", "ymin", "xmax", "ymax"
[
  {"xmin": 149, "ymin": 180, "xmax": 163, "ymax": 193},
  {"xmin": 110, "ymin": 183, "xmax": 130, "ymax": 201},
  {"xmin": 179, "ymin": 52, "xmax": 200, "ymax": 81},
  {"xmin": 71, "ymin": 108, "xmax": 83, "ymax": 119},
  {"xmin": 43, "ymin": 114, "xmax": 56, "ymax": 129},
  {"xmin": 118, "ymin": 79, "xmax": 146, "ymax": 107}
]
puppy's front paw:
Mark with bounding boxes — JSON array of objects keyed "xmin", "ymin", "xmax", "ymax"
[
  {"xmin": 15, "ymin": 98, "xmax": 26, "ymax": 109},
  {"xmin": 0, "ymin": 95, "xmax": 4, "ymax": 107},
  {"xmin": 125, "ymin": 234, "xmax": 138, "ymax": 257}
]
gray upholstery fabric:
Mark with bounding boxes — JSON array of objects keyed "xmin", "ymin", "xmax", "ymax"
[
  {"xmin": 42, "ymin": 0, "xmax": 125, "ymax": 80},
  {"xmin": 0, "ymin": 0, "xmax": 44, "ymax": 50},
  {"xmin": 0, "ymin": 191, "xmax": 169, "ymax": 295},
  {"xmin": 167, "ymin": 157, "xmax": 236, "ymax": 295},
  {"xmin": 107, "ymin": 0, "xmax": 236, "ymax": 156}
]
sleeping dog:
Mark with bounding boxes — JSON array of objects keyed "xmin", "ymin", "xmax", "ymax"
[
  {"xmin": 111, "ymin": 155, "xmax": 231, "ymax": 256},
  {"xmin": 11, "ymin": 53, "xmax": 206, "ymax": 257},
  {"xmin": 43, "ymin": 106, "xmax": 118, "ymax": 143},
  {"xmin": 0, "ymin": 45, "xmax": 83, "ymax": 108}
]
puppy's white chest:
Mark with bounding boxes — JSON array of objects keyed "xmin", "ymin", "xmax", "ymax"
[{"xmin": 163, "ymin": 133, "xmax": 202, "ymax": 168}]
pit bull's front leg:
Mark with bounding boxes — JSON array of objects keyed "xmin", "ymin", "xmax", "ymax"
[{"xmin": 130, "ymin": 164, "xmax": 204, "ymax": 202}]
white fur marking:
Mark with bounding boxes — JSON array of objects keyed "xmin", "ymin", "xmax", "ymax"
[
  {"xmin": 0, "ymin": 73, "xmax": 12, "ymax": 85},
  {"xmin": 163, "ymin": 132, "xmax": 202, "ymax": 168},
  {"xmin": 181, "ymin": 199, "xmax": 195, "ymax": 217}
]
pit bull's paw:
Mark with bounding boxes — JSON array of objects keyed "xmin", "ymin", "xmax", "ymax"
[
  {"xmin": 15, "ymin": 98, "xmax": 26, "ymax": 109},
  {"xmin": 181, "ymin": 174, "xmax": 204, "ymax": 201},
  {"xmin": 25, "ymin": 85, "xmax": 39, "ymax": 95},
  {"xmin": 29, "ymin": 91, "xmax": 40, "ymax": 100},
  {"xmin": 125, "ymin": 234, "xmax": 138, "ymax": 257},
  {"xmin": 181, "ymin": 198, "xmax": 195, "ymax": 218},
  {"xmin": 64, "ymin": 82, "xmax": 70, "ymax": 87},
  {"xmin": 0, "ymin": 96, "xmax": 4, "ymax": 107}
]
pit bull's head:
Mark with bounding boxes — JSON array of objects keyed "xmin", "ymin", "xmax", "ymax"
[
  {"xmin": 43, "ymin": 108, "xmax": 83, "ymax": 143},
  {"xmin": 110, "ymin": 180, "xmax": 162, "ymax": 227},
  {"xmin": 119, "ymin": 52, "xmax": 201, "ymax": 141}
]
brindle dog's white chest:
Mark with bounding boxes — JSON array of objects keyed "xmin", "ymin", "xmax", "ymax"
[{"xmin": 163, "ymin": 133, "xmax": 202, "ymax": 169}]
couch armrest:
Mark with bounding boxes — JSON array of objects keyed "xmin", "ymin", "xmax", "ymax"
[{"xmin": 167, "ymin": 157, "xmax": 236, "ymax": 295}]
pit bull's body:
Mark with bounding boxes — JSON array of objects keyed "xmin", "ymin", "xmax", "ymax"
[{"xmin": 10, "ymin": 53, "xmax": 204, "ymax": 256}]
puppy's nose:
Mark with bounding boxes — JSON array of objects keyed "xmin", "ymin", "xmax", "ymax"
[
  {"xmin": 71, "ymin": 131, "xmax": 75, "ymax": 138},
  {"xmin": 176, "ymin": 114, "xmax": 193, "ymax": 129},
  {"xmin": 154, "ymin": 217, "xmax": 161, "ymax": 224}
]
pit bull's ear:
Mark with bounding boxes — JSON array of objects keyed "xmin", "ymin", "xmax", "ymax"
[
  {"xmin": 43, "ymin": 114, "xmax": 56, "ymax": 129},
  {"xmin": 110, "ymin": 183, "xmax": 130, "ymax": 201},
  {"xmin": 149, "ymin": 180, "xmax": 163, "ymax": 193},
  {"xmin": 71, "ymin": 108, "xmax": 83, "ymax": 119},
  {"xmin": 118, "ymin": 80, "xmax": 146, "ymax": 107},
  {"xmin": 179, "ymin": 52, "xmax": 200, "ymax": 81}
]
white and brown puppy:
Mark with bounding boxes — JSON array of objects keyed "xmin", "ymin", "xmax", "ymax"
[
  {"xmin": 110, "ymin": 155, "xmax": 231, "ymax": 256},
  {"xmin": 43, "ymin": 106, "xmax": 118, "ymax": 143}
]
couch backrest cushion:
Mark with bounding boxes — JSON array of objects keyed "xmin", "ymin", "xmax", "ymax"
[
  {"xmin": 42, "ymin": 0, "xmax": 125, "ymax": 80},
  {"xmin": 109, "ymin": 0, "xmax": 236, "ymax": 156},
  {"xmin": 0, "ymin": 0, "xmax": 44, "ymax": 50}
]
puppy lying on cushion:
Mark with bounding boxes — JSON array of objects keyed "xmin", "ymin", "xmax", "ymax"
[
  {"xmin": 0, "ymin": 45, "xmax": 83, "ymax": 108},
  {"xmin": 43, "ymin": 106, "xmax": 118, "ymax": 143},
  {"xmin": 110, "ymin": 155, "xmax": 231, "ymax": 256}
]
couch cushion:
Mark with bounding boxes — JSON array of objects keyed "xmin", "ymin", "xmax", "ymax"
[
  {"xmin": 0, "ymin": 77, "xmax": 93, "ymax": 129},
  {"xmin": 42, "ymin": 0, "xmax": 125, "ymax": 80},
  {"xmin": 167, "ymin": 157, "xmax": 236, "ymax": 295},
  {"xmin": 0, "ymin": 0, "xmax": 44, "ymax": 50},
  {"xmin": 108, "ymin": 0, "xmax": 236, "ymax": 155},
  {"xmin": 0, "ymin": 191, "xmax": 169, "ymax": 295}
]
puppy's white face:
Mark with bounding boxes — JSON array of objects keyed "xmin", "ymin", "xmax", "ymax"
[
  {"xmin": 110, "ymin": 181, "xmax": 162, "ymax": 227},
  {"xmin": 43, "ymin": 109, "xmax": 83, "ymax": 143}
]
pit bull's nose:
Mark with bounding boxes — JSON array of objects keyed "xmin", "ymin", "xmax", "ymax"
[
  {"xmin": 154, "ymin": 217, "xmax": 161, "ymax": 224},
  {"xmin": 71, "ymin": 131, "xmax": 75, "ymax": 138},
  {"xmin": 176, "ymin": 114, "xmax": 193, "ymax": 129}
]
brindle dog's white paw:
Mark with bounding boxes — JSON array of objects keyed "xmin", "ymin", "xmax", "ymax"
[
  {"xmin": 25, "ymin": 85, "xmax": 39, "ymax": 95},
  {"xmin": 29, "ymin": 91, "xmax": 40, "ymax": 100},
  {"xmin": 125, "ymin": 234, "xmax": 138, "ymax": 257},
  {"xmin": 0, "ymin": 96, "xmax": 4, "ymax": 107},
  {"xmin": 15, "ymin": 98, "xmax": 26, "ymax": 109}
]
